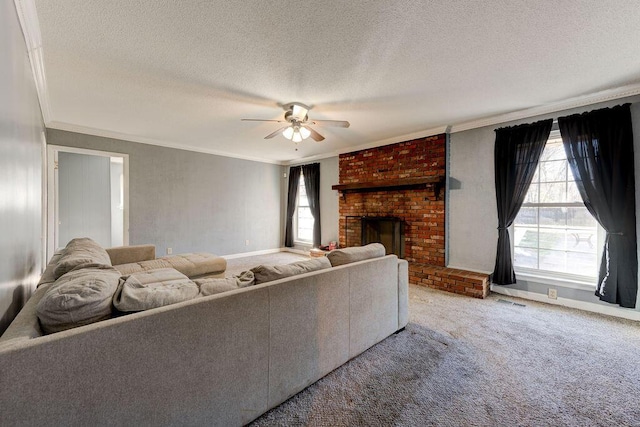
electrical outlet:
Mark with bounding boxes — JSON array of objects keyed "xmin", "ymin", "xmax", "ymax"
[
  {"xmin": 166, "ymin": 247, "xmax": 172, "ymax": 255},
  {"xmin": 548, "ymin": 288, "xmax": 557, "ymax": 300},
  {"xmin": 245, "ymin": 240, "xmax": 250, "ymax": 246}
]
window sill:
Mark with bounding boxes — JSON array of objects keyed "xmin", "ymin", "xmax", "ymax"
[{"xmin": 514, "ymin": 270, "xmax": 596, "ymax": 291}]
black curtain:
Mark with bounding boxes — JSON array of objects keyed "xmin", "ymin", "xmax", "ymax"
[
  {"xmin": 302, "ymin": 163, "xmax": 321, "ymax": 247},
  {"xmin": 558, "ymin": 104, "xmax": 637, "ymax": 308},
  {"xmin": 493, "ymin": 119, "xmax": 553, "ymax": 285},
  {"xmin": 284, "ymin": 166, "xmax": 301, "ymax": 247}
]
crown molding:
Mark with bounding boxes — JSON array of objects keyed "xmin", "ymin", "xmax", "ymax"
[
  {"xmin": 47, "ymin": 122, "xmax": 286, "ymax": 165},
  {"xmin": 450, "ymin": 83, "xmax": 640, "ymax": 133},
  {"xmin": 286, "ymin": 125, "xmax": 449, "ymax": 165},
  {"xmin": 14, "ymin": 0, "xmax": 51, "ymax": 123}
]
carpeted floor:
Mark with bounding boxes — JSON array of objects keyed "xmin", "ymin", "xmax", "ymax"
[{"xmin": 233, "ymin": 254, "xmax": 640, "ymax": 426}]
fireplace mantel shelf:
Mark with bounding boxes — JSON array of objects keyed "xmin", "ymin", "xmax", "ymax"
[{"xmin": 332, "ymin": 176, "xmax": 445, "ymax": 197}]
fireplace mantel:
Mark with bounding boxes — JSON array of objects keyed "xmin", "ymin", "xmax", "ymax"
[{"xmin": 332, "ymin": 176, "xmax": 445, "ymax": 199}]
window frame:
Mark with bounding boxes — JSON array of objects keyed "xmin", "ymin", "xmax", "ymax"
[{"xmin": 511, "ymin": 131, "xmax": 602, "ymax": 287}]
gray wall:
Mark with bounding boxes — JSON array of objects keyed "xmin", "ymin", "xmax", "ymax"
[
  {"xmin": 47, "ymin": 129, "xmax": 283, "ymax": 256},
  {"xmin": 0, "ymin": 1, "xmax": 45, "ymax": 334},
  {"xmin": 448, "ymin": 96, "xmax": 640, "ymax": 311},
  {"xmin": 58, "ymin": 152, "xmax": 112, "ymax": 248},
  {"xmin": 285, "ymin": 157, "xmax": 340, "ymax": 250}
]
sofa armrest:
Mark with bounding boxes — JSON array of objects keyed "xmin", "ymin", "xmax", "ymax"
[
  {"xmin": 397, "ymin": 259, "xmax": 409, "ymax": 329},
  {"xmin": 106, "ymin": 245, "xmax": 156, "ymax": 266}
]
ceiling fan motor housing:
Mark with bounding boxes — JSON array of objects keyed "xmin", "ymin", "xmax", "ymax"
[{"xmin": 283, "ymin": 102, "xmax": 310, "ymax": 122}]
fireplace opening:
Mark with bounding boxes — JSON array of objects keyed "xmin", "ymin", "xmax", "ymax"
[{"xmin": 361, "ymin": 216, "xmax": 405, "ymax": 258}]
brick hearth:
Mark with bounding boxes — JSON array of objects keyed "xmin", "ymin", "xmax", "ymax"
[{"xmin": 336, "ymin": 134, "xmax": 489, "ymax": 298}]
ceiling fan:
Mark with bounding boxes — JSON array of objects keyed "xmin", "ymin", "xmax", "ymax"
[{"xmin": 241, "ymin": 102, "xmax": 350, "ymax": 143}]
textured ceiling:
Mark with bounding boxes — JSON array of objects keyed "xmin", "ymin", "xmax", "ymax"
[{"xmin": 32, "ymin": 0, "xmax": 640, "ymax": 163}]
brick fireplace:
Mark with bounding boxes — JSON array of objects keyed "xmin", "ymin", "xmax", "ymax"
[{"xmin": 333, "ymin": 134, "xmax": 489, "ymax": 298}]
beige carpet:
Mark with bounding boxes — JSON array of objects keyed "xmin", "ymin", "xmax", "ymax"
[{"xmin": 245, "ymin": 277, "xmax": 640, "ymax": 426}]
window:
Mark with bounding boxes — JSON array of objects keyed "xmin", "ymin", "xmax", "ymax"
[
  {"xmin": 295, "ymin": 173, "xmax": 314, "ymax": 243},
  {"xmin": 513, "ymin": 132, "xmax": 600, "ymax": 283}
]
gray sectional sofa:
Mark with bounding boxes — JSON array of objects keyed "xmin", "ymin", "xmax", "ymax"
[{"xmin": 0, "ymin": 242, "xmax": 409, "ymax": 426}]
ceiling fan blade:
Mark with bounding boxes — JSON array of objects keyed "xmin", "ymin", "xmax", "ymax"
[
  {"xmin": 307, "ymin": 119, "xmax": 350, "ymax": 128},
  {"xmin": 304, "ymin": 126, "xmax": 325, "ymax": 142},
  {"xmin": 264, "ymin": 126, "xmax": 290, "ymax": 139},
  {"xmin": 241, "ymin": 118, "xmax": 287, "ymax": 123}
]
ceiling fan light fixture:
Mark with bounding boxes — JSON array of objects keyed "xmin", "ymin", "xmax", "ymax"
[
  {"xmin": 299, "ymin": 126, "xmax": 311, "ymax": 139},
  {"xmin": 282, "ymin": 126, "xmax": 294, "ymax": 139},
  {"xmin": 292, "ymin": 129, "xmax": 303, "ymax": 143}
]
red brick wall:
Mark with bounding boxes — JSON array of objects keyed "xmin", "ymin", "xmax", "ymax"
[{"xmin": 337, "ymin": 134, "xmax": 446, "ymax": 266}]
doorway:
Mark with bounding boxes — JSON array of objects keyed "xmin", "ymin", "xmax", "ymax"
[{"xmin": 47, "ymin": 145, "xmax": 129, "ymax": 259}]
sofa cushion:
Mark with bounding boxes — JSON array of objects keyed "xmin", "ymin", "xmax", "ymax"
[
  {"xmin": 113, "ymin": 253, "xmax": 226, "ymax": 278},
  {"xmin": 113, "ymin": 268, "xmax": 199, "ymax": 312},
  {"xmin": 36, "ymin": 264, "xmax": 120, "ymax": 334},
  {"xmin": 106, "ymin": 244, "xmax": 156, "ymax": 266},
  {"xmin": 53, "ymin": 238, "xmax": 112, "ymax": 280},
  {"xmin": 326, "ymin": 243, "xmax": 386, "ymax": 267},
  {"xmin": 251, "ymin": 257, "xmax": 331, "ymax": 285},
  {"xmin": 195, "ymin": 271, "xmax": 256, "ymax": 296}
]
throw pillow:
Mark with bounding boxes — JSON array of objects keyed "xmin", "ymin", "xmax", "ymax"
[
  {"xmin": 37, "ymin": 264, "xmax": 121, "ymax": 334},
  {"xmin": 196, "ymin": 277, "xmax": 237, "ymax": 296},
  {"xmin": 196, "ymin": 270, "xmax": 256, "ymax": 296},
  {"xmin": 113, "ymin": 268, "xmax": 199, "ymax": 312},
  {"xmin": 251, "ymin": 257, "xmax": 331, "ymax": 285},
  {"xmin": 53, "ymin": 237, "xmax": 112, "ymax": 280},
  {"xmin": 326, "ymin": 243, "xmax": 386, "ymax": 267}
]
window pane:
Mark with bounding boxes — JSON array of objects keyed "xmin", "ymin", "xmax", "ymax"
[
  {"xmin": 539, "ymin": 249, "xmax": 567, "ymax": 273},
  {"xmin": 565, "ymin": 252, "xmax": 598, "ymax": 277},
  {"xmin": 540, "ymin": 141, "xmax": 565, "ymax": 161},
  {"xmin": 539, "ymin": 228, "xmax": 566, "ymax": 251},
  {"xmin": 539, "ymin": 207, "xmax": 566, "ymax": 227},
  {"xmin": 566, "ymin": 181, "xmax": 582, "ymax": 203},
  {"xmin": 514, "ymin": 227, "xmax": 538, "ymax": 248},
  {"xmin": 531, "ymin": 167, "xmax": 540, "ymax": 184},
  {"xmin": 524, "ymin": 183, "xmax": 539, "ymax": 203},
  {"xmin": 296, "ymin": 173, "xmax": 314, "ymax": 242},
  {"xmin": 515, "ymin": 207, "xmax": 537, "ymax": 225},
  {"xmin": 566, "ymin": 229, "xmax": 597, "ymax": 254},
  {"xmin": 514, "ymin": 247, "xmax": 538, "ymax": 269},
  {"xmin": 539, "ymin": 160, "xmax": 566, "ymax": 183},
  {"xmin": 297, "ymin": 206, "xmax": 314, "ymax": 242},
  {"xmin": 567, "ymin": 207, "xmax": 595, "ymax": 228},
  {"xmin": 539, "ymin": 182, "xmax": 566, "ymax": 203}
]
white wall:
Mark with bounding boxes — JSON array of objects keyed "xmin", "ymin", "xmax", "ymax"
[{"xmin": 0, "ymin": 0, "xmax": 45, "ymax": 334}]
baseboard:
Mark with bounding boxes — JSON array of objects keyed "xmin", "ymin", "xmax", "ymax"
[
  {"xmin": 491, "ymin": 286, "xmax": 640, "ymax": 321},
  {"xmin": 281, "ymin": 247, "xmax": 310, "ymax": 256},
  {"xmin": 222, "ymin": 247, "xmax": 309, "ymax": 259}
]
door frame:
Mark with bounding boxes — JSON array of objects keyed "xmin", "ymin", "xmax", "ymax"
[{"xmin": 46, "ymin": 145, "xmax": 129, "ymax": 259}]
